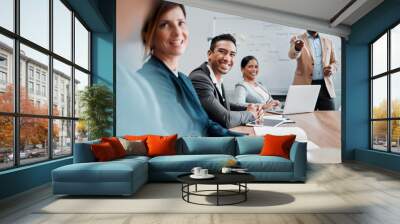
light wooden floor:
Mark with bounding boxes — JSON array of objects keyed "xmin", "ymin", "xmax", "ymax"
[{"xmin": 1, "ymin": 162, "xmax": 400, "ymax": 224}]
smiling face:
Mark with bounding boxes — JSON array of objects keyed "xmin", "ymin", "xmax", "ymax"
[
  {"xmin": 242, "ymin": 59, "xmax": 259, "ymax": 81},
  {"xmin": 152, "ymin": 6, "xmax": 188, "ymax": 60},
  {"xmin": 207, "ymin": 40, "xmax": 236, "ymax": 76}
]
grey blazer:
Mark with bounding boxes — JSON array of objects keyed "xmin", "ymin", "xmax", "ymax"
[
  {"xmin": 233, "ymin": 81, "xmax": 273, "ymax": 106},
  {"xmin": 189, "ymin": 62, "xmax": 255, "ymax": 128}
]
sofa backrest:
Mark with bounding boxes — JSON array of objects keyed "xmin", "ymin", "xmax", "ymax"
[
  {"xmin": 235, "ymin": 136, "xmax": 264, "ymax": 155},
  {"xmin": 177, "ymin": 137, "xmax": 236, "ymax": 155},
  {"xmin": 73, "ymin": 139, "xmax": 100, "ymax": 163}
]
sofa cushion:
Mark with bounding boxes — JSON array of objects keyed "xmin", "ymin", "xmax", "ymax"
[
  {"xmin": 53, "ymin": 158, "xmax": 148, "ymax": 183},
  {"xmin": 236, "ymin": 155, "xmax": 293, "ymax": 172},
  {"xmin": 101, "ymin": 137, "xmax": 127, "ymax": 158},
  {"xmin": 119, "ymin": 138, "xmax": 147, "ymax": 156},
  {"xmin": 260, "ymin": 134, "xmax": 296, "ymax": 159},
  {"xmin": 148, "ymin": 154, "xmax": 235, "ymax": 172},
  {"xmin": 147, "ymin": 134, "xmax": 177, "ymax": 157},
  {"xmin": 177, "ymin": 137, "xmax": 236, "ymax": 155},
  {"xmin": 236, "ymin": 136, "xmax": 264, "ymax": 155},
  {"xmin": 91, "ymin": 142, "xmax": 118, "ymax": 161}
]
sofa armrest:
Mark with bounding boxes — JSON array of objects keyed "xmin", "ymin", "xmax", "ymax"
[
  {"xmin": 73, "ymin": 140, "xmax": 100, "ymax": 163},
  {"xmin": 289, "ymin": 141, "xmax": 307, "ymax": 181}
]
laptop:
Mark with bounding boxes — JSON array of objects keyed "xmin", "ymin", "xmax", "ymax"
[{"xmin": 267, "ymin": 85, "xmax": 321, "ymax": 115}]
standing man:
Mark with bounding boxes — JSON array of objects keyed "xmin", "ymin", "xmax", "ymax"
[
  {"xmin": 189, "ymin": 34, "xmax": 261, "ymax": 128},
  {"xmin": 288, "ymin": 30, "xmax": 337, "ymax": 110}
]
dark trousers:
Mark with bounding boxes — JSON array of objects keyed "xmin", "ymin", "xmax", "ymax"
[{"xmin": 311, "ymin": 80, "xmax": 335, "ymax": 110}]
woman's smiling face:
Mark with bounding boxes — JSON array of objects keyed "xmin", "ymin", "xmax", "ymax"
[
  {"xmin": 152, "ymin": 6, "xmax": 188, "ymax": 59},
  {"xmin": 242, "ymin": 59, "xmax": 259, "ymax": 80}
]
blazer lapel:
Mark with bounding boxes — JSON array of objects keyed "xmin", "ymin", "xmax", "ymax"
[
  {"xmin": 201, "ymin": 63, "xmax": 226, "ymax": 106},
  {"xmin": 320, "ymin": 37, "xmax": 327, "ymax": 66}
]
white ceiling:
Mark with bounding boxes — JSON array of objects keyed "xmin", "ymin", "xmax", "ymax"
[
  {"xmin": 225, "ymin": 0, "xmax": 352, "ymax": 23},
  {"xmin": 172, "ymin": 0, "xmax": 384, "ymax": 37}
]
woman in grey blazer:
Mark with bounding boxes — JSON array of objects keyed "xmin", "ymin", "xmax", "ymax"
[{"xmin": 233, "ymin": 56, "xmax": 280, "ymax": 110}]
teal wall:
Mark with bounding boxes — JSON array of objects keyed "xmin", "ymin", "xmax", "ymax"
[
  {"xmin": 345, "ymin": 0, "xmax": 400, "ymax": 171},
  {"xmin": 92, "ymin": 33, "xmax": 113, "ymax": 87},
  {"xmin": 0, "ymin": 0, "xmax": 115, "ymax": 200}
]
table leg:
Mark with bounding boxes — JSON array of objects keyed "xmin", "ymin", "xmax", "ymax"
[
  {"xmin": 245, "ymin": 183, "xmax": 247, "ymax": 201},
  {"xmin": 217, "ymin": 184, "xmax": 219, "ymax": 206},
  {"xmin": 195, "ymin": 184, "xmax": 197, "ymax": 192}
]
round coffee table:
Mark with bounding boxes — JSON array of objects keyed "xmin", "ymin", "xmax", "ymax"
[{"xmin": 177, "ymin": 173, "xmax": 255, "ymax": 206}]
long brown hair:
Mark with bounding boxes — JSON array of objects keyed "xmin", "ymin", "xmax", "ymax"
[{"xmin": 141, "ymin": 1, "xmax": 186, "ymax": 57}]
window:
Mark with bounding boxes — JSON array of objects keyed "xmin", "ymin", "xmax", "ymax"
[
  {"xmin": 35, "ymin": 70, "xmax": 40, "ymax": 81},
  {"xmin": 0, "ymin": 0, "xmax": 14, "ymax": 32},
  {"xmin": 75, "ymin": 18, "xmax": 89, "ymax": 70},
  {"xmin": 42, "ymin": 85, "xmax": 46, "ymax": 97},
  {"xmin": 28, "ymin": 67, "xmax": 34, "ymax": 80},
  {"xmin": 20, "ymin": 0, "xmax": 49, "ymax": 49},
  {"xmin": 35, "ymin": 84, "xmax": 40, "ymax": 95},
  {"xmin": 371, "ymin": 23, "xmax": 400, "ymax": 154},
  {"xmin": 0, "ymin": 55, "xmax": 7, "ymax": 67},
  {"xmin": 0, "ymin": 71, "xmax": 6, "ymax": 85},
  {"xmin": 0, "ymin": 35, "xmax": 13, "ymax": 112},
  {"xmin": 0, "ymin": 0, "xmax": 91, "ymax": 170},
  {"xmin": 28, "ymin": 81, "xmax": 34, "ymax": 94},
  {"xmin": 53, "ymin": 0, "xmax": 72, "ymax": 60}
]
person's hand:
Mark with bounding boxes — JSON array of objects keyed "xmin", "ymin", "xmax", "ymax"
[
  {"xmin": 247, "ymin": 104, "xmax": 264, "ymax": 120},
  {"xmin": 255, "ymin": 104, "xmax": 264, "ymax": 120},
  {"xmin": 323, "ymin": 65, "xmax": 333, "ymax": 76},
  {"xmin": 270, "ymin": 100, "xmax": 280, "ymax": 108},
  {"xmin": 262, "ymin": 100, "xmax": 280, "ymax": 110},
  {"xmin": 246, "ymin": 104, "xmax": 258, "ymax": 119},
  {"xmin": 294, "ymin": 39, "xmax": 304, "ymax": 52}
]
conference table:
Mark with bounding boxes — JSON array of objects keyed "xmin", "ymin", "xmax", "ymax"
[{"xmin": 231, "ymin": 111, "xmax": 341, "ymax": 149}]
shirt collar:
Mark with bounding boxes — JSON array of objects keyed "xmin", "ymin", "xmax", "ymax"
[
  {"xmin": 306, "ymin": 32, "xmax": 320, "ymax": 40},
  {"xmin": 206, "ymin": 64, "xmax": 223, "ymax": 85}
]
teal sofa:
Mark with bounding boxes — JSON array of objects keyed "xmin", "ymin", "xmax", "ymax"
[{"xmin": 52, "ymin": 136, "xmax": 307, "ymax": 196}]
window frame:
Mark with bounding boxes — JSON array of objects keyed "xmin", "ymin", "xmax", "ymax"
[
  {"xmin": 370, "ymin": 20, "xmax": 400, "ymax": 154},
  {"xmin": 0, "ymin": 0, "xmax": 92, "ymax": 171}
]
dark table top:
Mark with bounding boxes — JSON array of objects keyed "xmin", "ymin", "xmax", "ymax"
[{"xmin": 177, "ymin": 172, "xmax": 255, "ymax": 185}]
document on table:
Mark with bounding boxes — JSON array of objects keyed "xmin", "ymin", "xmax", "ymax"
[{"xmin": 253, "ymin": 126, "xmax": 307, "ymax": 141}]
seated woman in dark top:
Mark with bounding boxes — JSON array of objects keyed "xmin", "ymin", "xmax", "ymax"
[{"xmin": 138, "ymin": 1, "xmax": 243, "ymax": 137}]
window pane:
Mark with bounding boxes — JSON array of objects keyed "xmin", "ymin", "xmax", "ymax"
[
  {"xmin": 392, "ymin": 24, "xmax": 400, "ymax": 70},
  {"xmin": 74, "ymin": 69, "xmax": 89, "ymax": 118},
  {"xmin": 0, "ymin": 35, "xmax": 14, "ymax": 112},
  {"xmin": 0, "ymin": 0, "xmax": 14, "ymax": 31},
  {"xmin": 372, "ymin": 121, "xmax": 388, "ymax": 151},
  {"xmin": 20, "ymin": 44, "xmax": 49, "ymax": 115},
  {"xmin": 53, "ymin": 0, "xmax": 72, "ymax": 60},
  {"xmin": 20, "ymin": 0, "xmax": 49, "ymax": 49},
  {"xmin": 53, "ymin": 119, "xmax": 72, "ymax": 158},
  {"xmin": 391, "ymin": 120, "xmax": 400, "ymax": 153},
  {"xmin": 391, "ymin": 72, "xmax": 400, "ymax": 118},
  {"xmin": 372, "ymin": 33, "xmax": 387, "ymax": 76},
  {"xmin": 20, "ymin": 117, "xmax": 49, "ymax": 165},
  {"xmin": 75, "ymin": 120, "xmax": 88, "ymax": 143},
  {"xmin": 0, "ymin": 116, "xmax": 13, "ymax": 170},
  {"xmin": 53, "ymin": 59, "xmax": 72, "ymax": 117},
  {"xmin": 372, "ymin": 76, "xmax": 387, "ymax": 119},
  {"xmin": 75, "ymin": 18, "xmax": 89, "ymax": 70}
]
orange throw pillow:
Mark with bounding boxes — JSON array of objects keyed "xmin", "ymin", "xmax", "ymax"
[
  {"xmin": 91, "ymin": 142, "xmax": 117, "ymax": 161},
  {"xmin": 101, "ymin": 137, "xmax": 127, "ymax": 158},
  {"xmin": 260, "ymin": 134, "xmax": 296, "ymax": 159},
  {"xmin": 146, "ymin": 134, "xmax": 178, "ymax": 157},
  {"xmin": 124, "ymin": 135, "xmax": 150, "ymax": 141}
]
